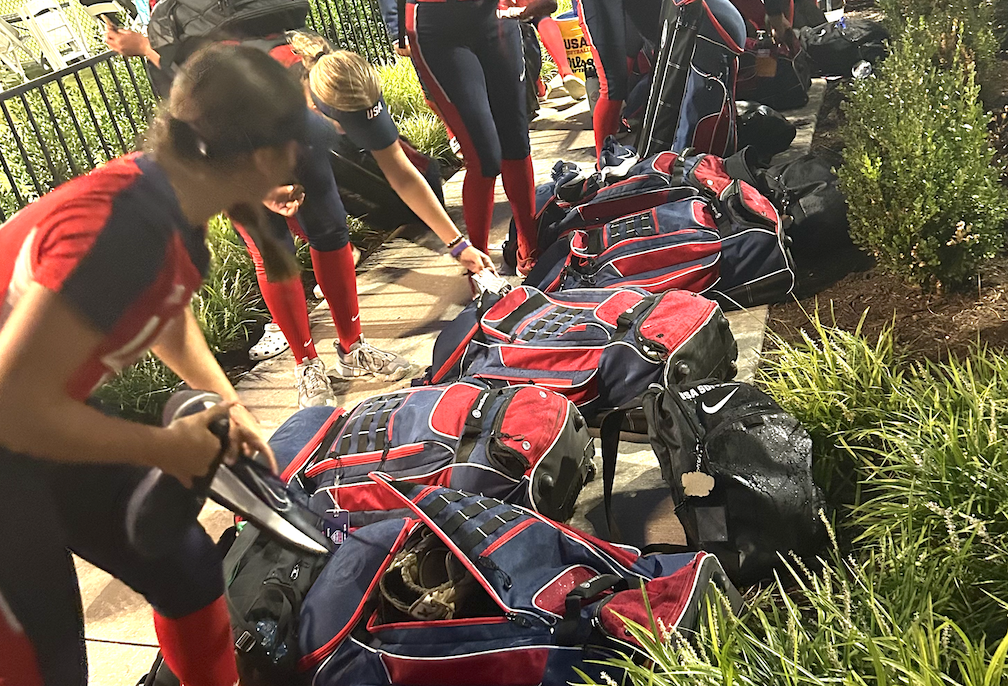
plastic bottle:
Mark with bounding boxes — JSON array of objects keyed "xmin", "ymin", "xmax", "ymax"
[{"xmin": 852, "ymin": 60, "xmax": 873, "ymax": 79}]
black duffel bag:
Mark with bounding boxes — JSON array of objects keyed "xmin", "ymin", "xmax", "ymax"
[
  {"xmin": 642, "ymin": 380, "xmax": 828, "ymax": 586},
  {"xmin": 799, "ymin": 18, "xmax": 889, "ymax": 77}
]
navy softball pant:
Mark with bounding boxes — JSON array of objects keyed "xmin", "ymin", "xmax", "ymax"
[
  {"xmin": 405, "ymin": 0, "xmax": 530, "ymax": 179},
  {"xmin": 405, "ymin": 0, "xmax": 538, "ymax": 265},
  {"xmin": 0, "ymin": 449, "xmax": 223, "ymax": 686},
  {"xmin": 576, "ymin": 0, "xmax": 662, "ymax": 102}
]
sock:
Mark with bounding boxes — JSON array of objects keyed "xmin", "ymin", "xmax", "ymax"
[
  {"xmin": 234, "ymin": 219, "xmax": 316, "ymax": 365},
  {"xmin": 592, "ymin": 96, "xmax": 624, "ymax": 160},
  {"xmin": 310, "ymin": 244, "xmax": 362, "ymax": 354},
  {"xmin": 500, "ymin": 156, "xmax": 538, "ymax": 263},
  {"xmin": 153, "ymin": 597, "xmax": 238, "ymax": 686},
  {"xmin": 462, "ymin": 170, "xmax": 496, "ymax": 254},
  {"xmin": 258, "ymin": 275, "xmax": 316, "ymax": 364},
  {"xmin": 536, "ymin": 18, "xmax": 573, "ymax": 78},
  {"xmin": 0, "ymin": 611, "xmax": 43, "ymax": 686}
]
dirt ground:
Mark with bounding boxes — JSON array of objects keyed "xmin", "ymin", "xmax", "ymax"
[{"xmin": 767, "ymin": 14, "xmax": 1008, "ymax": 362}]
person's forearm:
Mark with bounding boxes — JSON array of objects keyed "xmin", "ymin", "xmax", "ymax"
[
  {"xmin": 150, "ymin": 307, "xmax": 240, "ymax": 403},
  {"xmin": 145, "ymin": 46, "xmax": 161, "ymax": 69},
  {"xmin": 375, "ymin": 146, "xmax": 463, "ymax": 245}
]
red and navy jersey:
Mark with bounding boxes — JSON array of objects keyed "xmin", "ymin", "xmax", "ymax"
[{"xmin": 0, "ymin": 153, "xmax": 210, "ymax": 400}]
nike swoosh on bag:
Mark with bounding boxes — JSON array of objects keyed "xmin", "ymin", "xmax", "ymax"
[{"xmin": 700, "ymin": 386, "xmax": 739, "ymax": 415}]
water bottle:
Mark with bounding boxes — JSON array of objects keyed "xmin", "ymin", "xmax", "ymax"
[
  {"xmin": 125, "ymin": 391, "xmax": 229, "ymax": 558},
  {"xmin": 852, "ymin": 60, "xmax": 873, "ymax": 79}
]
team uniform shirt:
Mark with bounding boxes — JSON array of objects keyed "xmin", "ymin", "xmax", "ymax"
[{"xmin": 0, "ymin": 152, "xmax": 209, "ymax": 401}]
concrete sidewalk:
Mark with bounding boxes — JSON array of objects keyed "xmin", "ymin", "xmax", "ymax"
[{"xmin": 80, "ymin": 83, "xmax": 825, "ymax": 684}]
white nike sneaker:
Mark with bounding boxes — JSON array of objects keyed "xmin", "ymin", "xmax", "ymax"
[
  {"xmin": 333, "ymin": 337, "xmax": 412, "ymax": 381},
  {"xmin": 296, "ymin": 357, "xmax": 335, "ymax": 409}
]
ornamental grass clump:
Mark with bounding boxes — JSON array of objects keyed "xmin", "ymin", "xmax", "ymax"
[
  {"xmin": 838, "ymin": 18, "xmax": 1008, "ymax": 292},
  {"xmin": 583, "ymin": 314, "xmax": 1008, "ymax": 683},
  {"xmin": 377, "ymin": 58, "xmax": 453, "ymax": 166}
]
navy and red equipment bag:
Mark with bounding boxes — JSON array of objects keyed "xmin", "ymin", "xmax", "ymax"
[
  {"xmin": 636, "ymin": 0, "xmax": 747, "ymax": 158},
  {"xmin": 298, "ymin": 476, "xmax": 743, "ymax": 686},
  {"xmin": 525, "ymin": 151, "xmax": 796, "ymax": 310},
  {"xmin": 425, "ymin": 287, "xmax": 738, "ymax": 424},
  {"xmin": 280, "ymin": 381, "xmax": 595, "ymax": 524}
]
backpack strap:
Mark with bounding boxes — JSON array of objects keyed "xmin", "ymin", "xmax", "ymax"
[
  {"xmin": 455, "ymin": 386, "xmax": 509, "ymax": 463},
  {"xmin": 397, "ymin": 0, "xmax": 406, "ymax": 49},
  {"xmin": 599, "ymin": 409, "xmax": 625, "ymax": 542}
]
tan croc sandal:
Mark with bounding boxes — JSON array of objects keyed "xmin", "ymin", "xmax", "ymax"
[{"xmin": 249, "ymin": 322, "xmax": 290, "ymax": 361}]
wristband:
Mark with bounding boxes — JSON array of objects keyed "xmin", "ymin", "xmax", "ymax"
[
  {"xmin": 446, "ymin": 234, "xmax": 464, "ymax": 249},
  {"xmin": 450, "ymin": 238, "xmax": 471, "ymax": 259}
]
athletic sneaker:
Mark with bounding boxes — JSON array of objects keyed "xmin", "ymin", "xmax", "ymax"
[
  {"xmin": 296, "ymin": 357, "xmax": 335, "ymax": 409},
  {"xmin": 334, "ymin": 337, "xmax": 412, "ymax": 381},
  {"xmin": 556, "ymin": 168, "xmax": 601, "ymax": 204},
  {"xmin": 562, "ymin": 73, "xmax": 587, "ymax": 100},
  {"xmin": 598, "ymin": 135, "xmax": 639, "ymax": 181},
  {"xmin": 545, "ymin": 73, "xmax": 568, "ymax": 99}
]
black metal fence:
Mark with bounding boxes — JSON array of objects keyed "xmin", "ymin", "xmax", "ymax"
[
  {"xmin": 308, "ymin": 0, "xmax": 393, "ymax": 64},
  {"xmin": 0, "ymin": 50, "xmax": 156, "ymax": 220},
  {"xmin": 0, "ymin": 0, "xmax": 392, "ymax": 219}
]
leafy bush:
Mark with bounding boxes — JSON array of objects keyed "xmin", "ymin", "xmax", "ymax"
[
  {"xmin": 379, "ymin": 57, "xmax": 429, "ymax": 120},
  {"xmin": 878, "ymin": 0, "xmax": 1000, "ymax": 85},
  {"xmin": 396, "ymin": 110, "xmax": 450, "ymax": 163},
  {"xmin": 762, "ymin": 315, "xmax": 1008, "ymax": 640},
  {"xmin": 193, "ymin": 216, "xmax": 267, "ymax": 354},
  {"xmin": 587, "ymin": 546, "xmax": 1008, "ymax": 685},
  {"xmin": 91, "ymin": 354, "xmax": 181, "ymax": 424},
  {"xmin": 838, "ymin": 18, "xmax": 1008, "ymax": 292}
]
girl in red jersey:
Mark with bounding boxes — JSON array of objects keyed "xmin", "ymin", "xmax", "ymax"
[{"xmin": 0, "ymin": 44, "xmax": 304, "ymax": 686}]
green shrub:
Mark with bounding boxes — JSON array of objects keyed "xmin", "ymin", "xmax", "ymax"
[
  {"xmin": 193, "ymin": 215, "xmax": 267, "ymax": 354},
  {"xmin": 838, "ymin": 18, "xmax": 1008, "ymax": 292},
  {"xmin": 879, "ymin": 0, "xmax": 1000, "ymax": 77},
  {"xmin": 761, "ymin": 313, "xmax": 1008, "ymax": 641},
  {"xmin": 585, "ymin": 545, "xmax": 1008, "ymax": 685},
  {"xmin": 91, "ymin": 354, "xmax": 181, "ymax": 424},
  {"xmin": 379, "ymin": 57, "xmax": 429, "ymax": 120},
  {"xmin": 396, "ymin": 110, "xmax": 450, "ymax": 163}
]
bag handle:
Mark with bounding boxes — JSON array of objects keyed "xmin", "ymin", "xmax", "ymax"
[{"xmin": 555, "ymin": 573, "xmax": 629, "ymax": 645}]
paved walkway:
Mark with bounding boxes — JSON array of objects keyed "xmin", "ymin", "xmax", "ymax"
[{"xmin": 80, "ymin": 82, "xmax": 825, "ymax": 684}]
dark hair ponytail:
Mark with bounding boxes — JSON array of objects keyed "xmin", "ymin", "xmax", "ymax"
[{"xmin": 147, "ymin": 43, "xmax": 307, "ymax": 164}]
